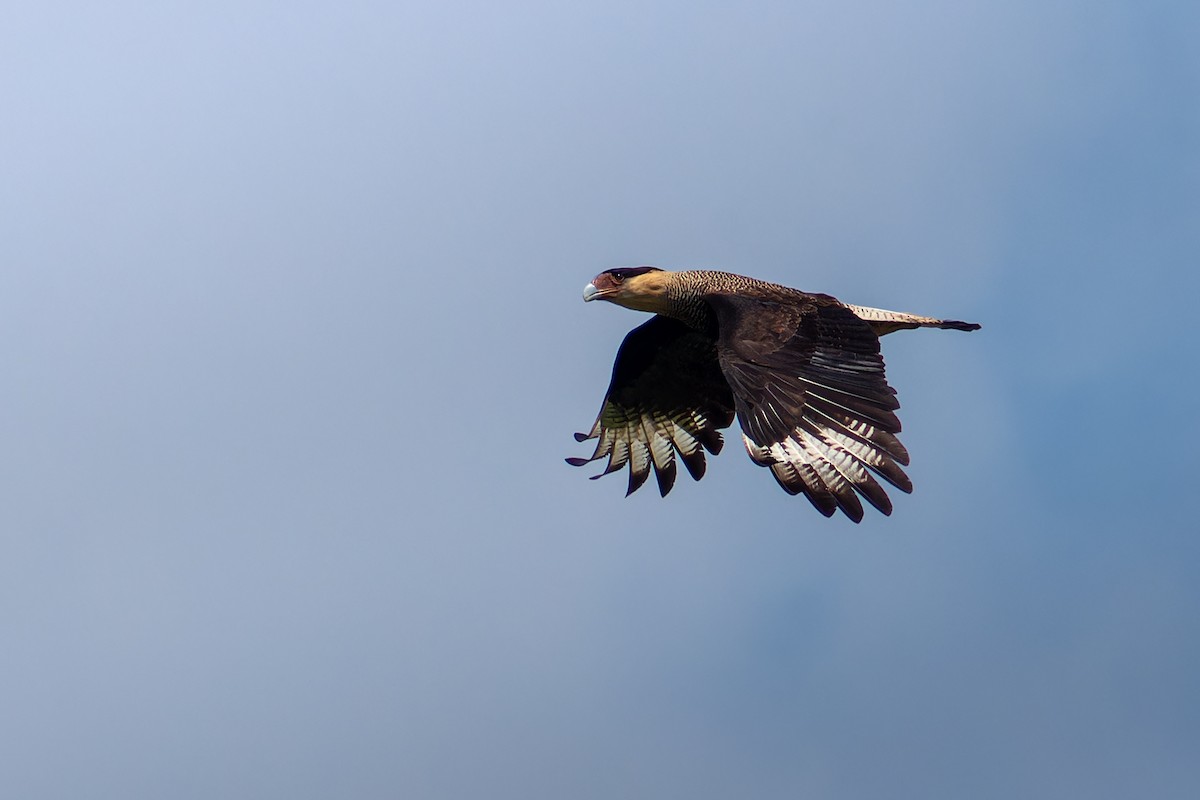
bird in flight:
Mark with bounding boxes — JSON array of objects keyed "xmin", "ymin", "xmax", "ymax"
[{"xmin": 567, "ymin": 267, "xmax": 980, "ymax": 521}]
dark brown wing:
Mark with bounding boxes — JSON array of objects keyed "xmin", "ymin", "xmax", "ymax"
[
  {"xmin": 568, "ymin": 315, "xmax": 736, "ymax": 496},
  {"xmin": 706, "ymin": 293, "xmax": 912, "ymax": 522}
]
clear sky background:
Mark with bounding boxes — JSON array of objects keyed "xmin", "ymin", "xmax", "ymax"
[{"xmin": 3, "ymin": 2, "xmax": 1198, "ymax": 798}]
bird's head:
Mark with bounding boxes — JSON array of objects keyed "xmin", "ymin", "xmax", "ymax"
[{"xmin": 582, "ymin": 267, "xmax": 670, "ymax": 313}]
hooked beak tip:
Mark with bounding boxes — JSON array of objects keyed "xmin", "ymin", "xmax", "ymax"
[{"xmin": 582, "ymin": 282, "xmax": 600, "ymax": 302}]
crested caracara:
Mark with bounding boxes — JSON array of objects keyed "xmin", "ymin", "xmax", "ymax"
[{"xmin": 567, "ymin": 267, "xmax": 981, "ymax": 521}]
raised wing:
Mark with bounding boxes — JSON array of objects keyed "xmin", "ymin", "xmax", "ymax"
[
  {"xmin": 706, "ymin": 294, "xmax": 913, "ymax": 521},
  {"xmin": 568, "ymin": 315, "xmax": 736, "ymax": 496}
]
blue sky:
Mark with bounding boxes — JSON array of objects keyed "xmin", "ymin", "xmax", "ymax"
[{"xmin": 2, "ymin": 2, "xmax": 1198, "ymax": 798}]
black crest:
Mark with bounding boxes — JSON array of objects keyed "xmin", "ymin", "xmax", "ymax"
[{"xmin": 604, "ymin": 266, "xmax": 662, "ymax": 281}]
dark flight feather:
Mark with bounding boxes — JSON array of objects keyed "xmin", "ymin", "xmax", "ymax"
[{"xmin": 568, "ymin": 315, "xmax": 735, "ymax": 497}]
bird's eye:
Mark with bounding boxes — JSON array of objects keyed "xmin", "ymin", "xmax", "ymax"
[{"xmin": 610, "ymin": 271, "xmax": 625, "ymax": 283}]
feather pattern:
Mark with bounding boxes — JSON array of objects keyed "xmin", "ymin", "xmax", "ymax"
[
  {"xmin": 708, "ymin": 292, "xmax": 912, "ymax": 519},
  {"xmin": 566, "ymin": 315, "xmax": 735, "ymax": 497}
]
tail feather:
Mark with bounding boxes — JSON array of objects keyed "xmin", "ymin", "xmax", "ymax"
[{"xmin": 845, "ymin": 304, "xmax": 981, "ymax": 336}]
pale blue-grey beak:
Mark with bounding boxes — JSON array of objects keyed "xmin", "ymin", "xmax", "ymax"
[{"xmin": 582, "ymin": 282, "xmax": 600, "ymax": 302}]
